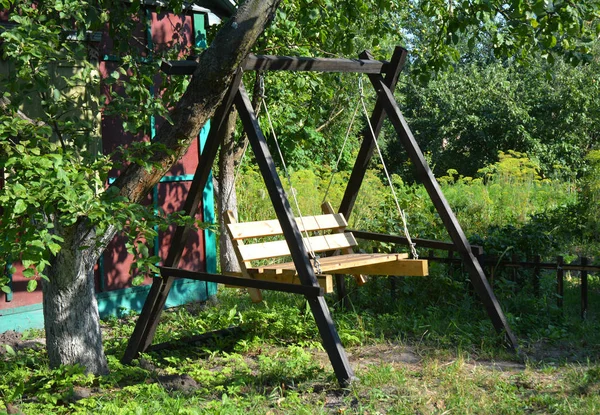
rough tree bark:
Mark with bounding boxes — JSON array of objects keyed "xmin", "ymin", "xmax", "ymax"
[
  {"xmin": 216, "ymin": 73, "xmax": 263, "ymax": 274},
  {"xmin": 217, "ymin": 109, "xmax": 242, "ymax": 274},
  {"xmin": 42, "ymin": 0, "xmax": 282, "ymax": 374}
]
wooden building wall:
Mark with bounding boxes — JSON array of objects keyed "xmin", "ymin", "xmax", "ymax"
[{"xmin": 0, "ymin": 9, "xmax": 217, "ymax": 332}]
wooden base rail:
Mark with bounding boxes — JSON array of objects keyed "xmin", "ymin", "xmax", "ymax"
[{"xmin": 159, "ymin": 267, "xmax": 325, "ymax": 297}]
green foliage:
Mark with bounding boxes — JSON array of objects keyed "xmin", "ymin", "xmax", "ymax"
[
  {"xmin": 0, "ymin": 1, "xmax": 199, "ymax": 291},
  {"xmin": 409, "ymin": 0, "xmax": 600, "ymax": 80},
  {"xmin": 580, "ymin": 149, "xmax": 600, "ymax": 243},
  {"xmin": 394, "ymin": 56, "xmax": 600, "ymax": 179},
  {"xmin": 3, "ymin": 284, "xmax": 600, "ymax": 414}
]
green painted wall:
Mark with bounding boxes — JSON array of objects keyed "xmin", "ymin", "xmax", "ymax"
[{"xmin": 0, "ymin": 278, "xmax": 210, "ymax": 332}]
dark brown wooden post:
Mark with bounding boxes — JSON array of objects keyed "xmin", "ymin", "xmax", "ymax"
[
  {"xmin": 556, "ymin": 256, "xmax": 564, "ymax": 309},
  {"xmin": 365, "ymin": 71, "xmax": 518, "ymax": 350},
  {"xmin": 338, "ymin": 47, "xmax": 407, "ymax": 219},
  {"xmin": 122, "ymin": 71, "xmax": 244, "ymax": 364},
  {"xmin": 533, "ymin": 255, "xmax": 541, "ymax": 298},
  {"xmin": 581, "ymin": 256, "xmax": 588, "ymax": 320},
  {"xmin": 336, "ymin": 47, "xmax": 407, "ymax": 302},
  {"xmin": 235, "ymin": 83, "xmax": 355, "ymax": 386}
]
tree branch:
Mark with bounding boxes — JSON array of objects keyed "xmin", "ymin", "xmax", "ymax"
[{"xmin": 112, "ymin": 0, "xmax": 282, "ymax": 204}]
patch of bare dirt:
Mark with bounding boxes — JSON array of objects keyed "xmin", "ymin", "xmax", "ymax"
[{"xmin": 0, "ymin": 330, "xmax": 45, "ymax": 355}]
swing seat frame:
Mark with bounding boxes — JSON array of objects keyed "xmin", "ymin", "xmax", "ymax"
[{"xmin": 225, "ymin": 210, "xmax": 428, "ymax": 300}]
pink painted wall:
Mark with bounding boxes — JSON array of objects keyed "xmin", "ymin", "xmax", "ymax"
[{"xmin": 2, "ymin": 10, "xmax": 208, "ymax": 309}]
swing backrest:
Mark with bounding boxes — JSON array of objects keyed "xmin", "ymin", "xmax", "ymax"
[{"xmin": 225, "ymin": 211, "xmax": 357, "ymax": 263}]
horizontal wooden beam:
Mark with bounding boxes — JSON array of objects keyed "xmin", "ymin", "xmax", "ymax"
[
  {"xmin": 159, "ymin": 267, "xmax": 324, "ymax": 297},
  {"xmin": 243, "ymin": 54, "xmax": 390, "ymax": 73},
  {"xmin": 161, "ymin": 54, "xmax": 390, "ymax": 76},
  {"xmin": 224, "ymin": 271, "xmax": 334, "ymax": 294},
  {"xmin": 348, "ymin": 230, "xmax": 484, "ymax": 255},
  {"xmin": 160, "ymin": 59, "xmax": 198, "ymax": 75}
]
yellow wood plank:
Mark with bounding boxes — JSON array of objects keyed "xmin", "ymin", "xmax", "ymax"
[
  {"xmin": 345, "ymin": 259, "xmax": 429, "ymax": 276},
  {"xmin": 251, "ymin": 253, "xmax": 410, "ymax": 275},
  {"xmin": 226, "ymin": 211, "xmax": 348, "ymax": 240},
  {"xmin": 321, "ymin": 201, "xmax": 369, "ymax": 285},
  {"xmin": 224, "ymin": 210, "xmax": 263, "ymax": 303},
  {"xmin": 236, "ymin": 232, "xmax": 358, "ymax": 262}
]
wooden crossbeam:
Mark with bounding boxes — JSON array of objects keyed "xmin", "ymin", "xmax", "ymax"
[
  {"xmin": 223, "ymin": 271, "xmax": 334, "ymax": 293},
  {"xmin": 161, "ymin": 54, "xmax": 391, "ymax": 76},
  {"xmin": 244, "ymin": 54, "xmax": 390, "ymax": 73},
  {"xmin": 159, "ymin": 267, "xmax": 326, "ymax": 296},
  {"xmin": 348, "ymin": 229, "xmax": 484, "ymax": 255}
]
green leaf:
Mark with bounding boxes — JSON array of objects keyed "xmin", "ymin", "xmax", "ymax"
[
  {"xmin": 48, "ymin": 242, "xmax": 61, "ymax": 255},
  {"xmin": 132, "ymin": 275, "xmax": 144, "ymax": 286},
  {"xmin": 4, "ymin": 344, "xmax": 16, "ymax": 356},
  {"xmin": 1, "ymin": 285, "xmax": 11, "ymax": 294},
  {"xmin": 137, "ymin": 243, "xmax": 149, "ymax": 258},
  {"xmin": 22, "ymin": 268, "xmax": 36, "ymax": 278},
  {"xmin": 26, "ymin": 279, "xmax": 38, "ymax": 292},
  {"xmin": 13, "ymin": 199, "xmax": 26, "ymax": 215}
]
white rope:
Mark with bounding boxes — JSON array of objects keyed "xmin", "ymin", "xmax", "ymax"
[
  {"xmin": 358, "ymin": 77, "xmax": 419, "ymax": 259},
  {"xmin": 322, "ymin": 96, "xmax": 361, "ymax": 205},
  {"xmin": 260, "ymin": 90, "xmax": 322, "ymax": 274}
]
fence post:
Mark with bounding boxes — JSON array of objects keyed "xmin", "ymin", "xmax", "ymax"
[
  {"xmin": 511, "ymin": 253, "xmax": 519, "ymax": 290},
  {"xmin": 533, "ymin": 255, "xmax": 541, "ymax": 297},
  {"xmin": 469, "ymin": 247, "xmax": 484, "ymax": 296},
  {"xmin": 581, "ymin": 256, "xmax": 588, "ymax": 320},
  {"xmin": 556, "ymin": 256, "xmax": 564, "ymax": 310}
]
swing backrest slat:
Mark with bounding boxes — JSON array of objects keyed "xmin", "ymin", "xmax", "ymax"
[
  {"xmin": 227, "ymin": 213, "xmax": 348, "ymax": 240},
  {"xmin": 226, "ymin": 212, "xmax": 356, "ymax": 263},
  {"xmin": 237, "ymin": 232, "xmax": 358, "ymax": 262}
]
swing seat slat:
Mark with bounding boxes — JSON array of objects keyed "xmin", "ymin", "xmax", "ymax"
[
  {"xmin": 225, "ymin": 210, "xmax": 428, "ymax": 301},
  {"xmin": 249, "ymin": 253, "xmax": 426, "ymax": 277}
]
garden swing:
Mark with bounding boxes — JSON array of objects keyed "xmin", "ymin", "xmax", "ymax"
[
  {"xmin": 224, "ymin": 74, "xmax": 428, "ymax": 303},
  {"xmin": 122, "ymin": 47, "xmax": 518, "ymax": 387}
]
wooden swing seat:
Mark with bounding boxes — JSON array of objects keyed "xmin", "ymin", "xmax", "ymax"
[{"xmin": 225, "ymin": 210, "xmax": 428, "ymax": 298}]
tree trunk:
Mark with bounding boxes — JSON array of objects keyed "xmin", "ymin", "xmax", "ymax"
[
  {"xmin": 217, "ymin": 109, "xmax": 242, "ymax": 274},
  {"xmin": 41, "ymin": 0, "xmax": 282, "ymax": 374},
  {"xmin": 42, "ymin": 220, "xmax": 114, "ymax": 374},
  {"xmin": 216, "ymin": 73, "xmax": 264, "ymax": 273}
]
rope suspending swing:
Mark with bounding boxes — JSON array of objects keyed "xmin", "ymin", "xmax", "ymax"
[
  {"xmin": 259, "ymin": 74, "xmax": 323, "ymax": 274},
  {"xmin": 227, "ymin": 73, "xmax": 419, "ymax": 284},
  {"xmin": 323, "ymin": 76, "xmax": 419, "ymax": 259}
]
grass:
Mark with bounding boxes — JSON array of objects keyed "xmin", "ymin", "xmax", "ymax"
[
  {"xmin": 2, "ymin": 155, "xmax": 599, "ymax": 413},
  {"xmin": 2, "ymin": 272, "xmax": 600, "ymax": 414}
]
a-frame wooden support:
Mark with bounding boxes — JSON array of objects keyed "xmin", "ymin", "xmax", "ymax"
[
  {"xmin": 340, "ymin": 49, "xmax": 518, "ymax": 350},
  {"xmin": 122, "ymin": 46, "xmax": 517, "ymax": 387}
]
